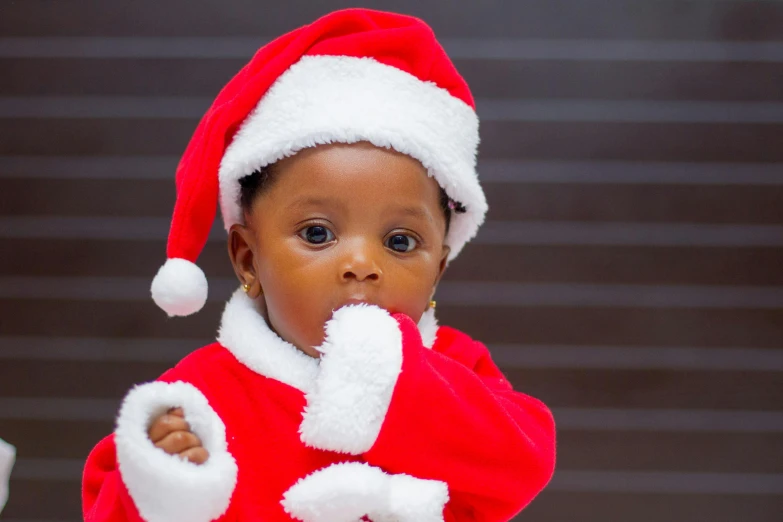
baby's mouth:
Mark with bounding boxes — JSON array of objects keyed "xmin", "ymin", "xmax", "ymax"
[
  {"xmin": 336, "ymin": 297, "xmax": 372, "ymax": 309},
  {"xmin": 333, "ymin": 296, "xmax": 384, "ymax": 312}
]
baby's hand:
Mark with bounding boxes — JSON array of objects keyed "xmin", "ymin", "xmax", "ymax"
[{"xmin": 147, "ymin": 407, "xmax": 209, "ymax": 464}]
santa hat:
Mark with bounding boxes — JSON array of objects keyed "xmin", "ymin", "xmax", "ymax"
[{"xmin": 151, "ymin": 8, "xmax": 487, "ymax": 317}]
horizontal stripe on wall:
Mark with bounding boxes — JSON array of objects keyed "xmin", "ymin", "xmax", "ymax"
[
  {"xmin": 5, "ymin": 59, "xmax": 783, "ymax": 102},
  {"xmin": 1, "ymin": 37, "xmax": 781, "ymax": 62},
  {"xmin": 5, "ymin": 420, "xmax": 781, "ymax": 473},
  {"xmin": 7, "ymin": 239, "xmax": 782, "ymax": 287},
  {"xmin": 489, "ymin": 344, "xmax": 783, "ymax": 371},
  {"xmin": 4, "ymin": 120, "xmax": 780, "ymax": 162},
  {"xmin": 0, "ymin": 398, "xmax": 118, "ymax": 421},
  {"xmin": 3, "ymin": 337, "xmax": 780, "ymax": 371},
  {"xmin": 3, "ymin": 156, "xmax": 783, "ymax": 185},
  {"xmin": 6, "ymin": 181, "xmax": 783, "ymax": 224},
  {"xmin": 2, "ymin": 398, "xmax": 780, "ymax": 432},
  {"xmin": 548, "ymin": 470, "xmax": 783, "ymax": 495},
  {"xmin": 3, "ymin": 0, "xmax": 782, "ymax": 40},
  {"xmin": 3, "ymin": 518, "xmax": 74, "ymax": 522},
  {"xmin": 478, "ymin": 100, "xmax": 783, "ymax": 124},
  {"xmin": 0, "ymin": 337, "xmax": 197, "ymax": 363},
  {"xmin": 552, "ymin": 408, "xmax": 783, "ymax": 433},
  {"xmin": 2, "ymin": 300, "xmax": 778, "ymax": 348},
  {"xmin": 475, "ymin": 222, "xmax": 783, "ymax": 247},
  {"xmin": 480, "ymin": 161, "xmax": 783, "ymax": 185},
  {"xmin": 4, "ymin": 97, "xmax": 783, "ymax": 123},
  {"xmin": 1, "ymin": 277, "xmax": 782, "ymax": 308},
  {"xmin": 438, "ymin": 282, "xmax": 783, "ymax": 308},
  {"xmin": 4, "ymin": 217, "xmax": 783, "ymax": 247},
  {"xmin": 5, "ymin": 490, "xmax": 782, "ymax": 522},
  {"xmin": 9, "ymin": 457, "xmax": 783, "ymax": 494},
  {"xmin": 0, "ymin": 156, "xmax": 179, "ymax": 179}
]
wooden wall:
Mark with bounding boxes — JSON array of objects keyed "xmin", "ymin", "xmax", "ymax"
[{"xmin": 1, "ymin": 1, "xmax": 781, "ymax": 520}]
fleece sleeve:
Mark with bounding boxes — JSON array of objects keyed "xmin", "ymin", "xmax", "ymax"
[
  {"xmin": 82, "ymin": 379, "xmax": 238, "ymax": 522},
  {"xmin": 298, "ymin": 305, "xmax": 556, "ymax": 522}
]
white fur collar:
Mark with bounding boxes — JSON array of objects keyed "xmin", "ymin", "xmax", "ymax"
[
  {"xmin": 217, "ymin": 290, "xmax": 320, "ymax": 393},
  {"xmin": 216, "ymin": 290, "xmax": 439, "ymax": 393}
]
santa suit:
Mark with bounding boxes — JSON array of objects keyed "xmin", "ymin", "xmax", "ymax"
[{"xmin": 82, "ymin": 291, "xmax": 556, "ymax": 522}]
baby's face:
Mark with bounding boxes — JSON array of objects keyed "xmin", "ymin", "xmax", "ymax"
[{"xmin": 232, "ymin": 142, "xmax": 450, "ymax": 356}]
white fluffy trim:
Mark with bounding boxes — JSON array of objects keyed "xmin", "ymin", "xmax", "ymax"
[
  {"xmin": 282, "ymin": 462, "xmax": 448, "ymax": 522},
  {"xmin": 417, "ymin": 307, "xmax": 439, "ymax": 349},
  {"xmin": 150, "ymin": 258, "xmax": 208, "ymax": 317},
  {"xmin": 115, "ymin": 381, "xmax": 238, "ymax": 522},
  {"xmin": 300, "ymin": 305, "xmax": 402, "ymax": 454},
  {"xmin": 218, "ymin": 55, "xmax": 486, "ymax": 261},
  {"xmin": 0, "ymin": 437, "xmax": 15, "ymax": 514},
  {"xmin": 217, "ymin": 288, "xmax": 319, "ymax": 393}
]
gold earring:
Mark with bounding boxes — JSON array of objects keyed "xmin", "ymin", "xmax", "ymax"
[
  {"xmin": 242, "ymin": 283, "xmax": 251, "ymax": 293},
  {"xmin": 429, "ymin": 300, "xmax": 437, "ymax": 310}
]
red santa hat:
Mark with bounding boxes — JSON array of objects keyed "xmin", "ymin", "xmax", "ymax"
[{"xmin": 151, "ymin": 8, "xmax": 487, "ymax": 317}]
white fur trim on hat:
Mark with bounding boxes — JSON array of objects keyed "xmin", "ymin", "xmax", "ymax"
[
  {"xmin": 219, "ymin": 55, "xmax": 486, "ymax": 261},
  {"xmin": 299, "ymin": 304, "xmax": 403, "ymax": 455},
  {"xmin": 150, "ymin": 258, "xmax": 208, "ymax": 317},
  {"xmin": 281, "ymin": 462, "xmax": 448, "ymax": 522},
  {"xmin": 114, "ymin": 381, "xmax": 238, "ymax": 522}
]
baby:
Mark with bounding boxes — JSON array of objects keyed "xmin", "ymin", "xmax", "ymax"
[{"xmin": 82, "ymin": 8, "xmax": 556, "ymax": 522}]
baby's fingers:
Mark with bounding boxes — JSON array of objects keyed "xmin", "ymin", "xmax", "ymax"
[
  {"xmin": 154, "ymin": 430, "xmax": 203, "ymax": 455},
  {"xmin": 148, "ymin": 411, "xmax": 190, "ymax": 442},
  {"xmin": 179, "ymin": 446, "xmax": 210, "ymax": 465}
]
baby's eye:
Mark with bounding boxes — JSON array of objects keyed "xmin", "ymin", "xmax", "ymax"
[
  {"xmin": 386, "ymin": 234, "xmax": 418, "ymax": 253},
  {"xmin": 299, "ymin": 225, "xmax": 335, "ymax": 245}
]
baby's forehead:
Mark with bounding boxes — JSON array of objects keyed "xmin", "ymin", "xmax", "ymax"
[
  {"xmin": 277, "ymin": 142, "xmax": 427, "ymax": 171},
  {"xmin": 270, "ymin": 143, "xmax": 438, "ymax": 196},
  {"xmin": 247, "ymin": 148, "xmax": 447, "ymax": 227}
]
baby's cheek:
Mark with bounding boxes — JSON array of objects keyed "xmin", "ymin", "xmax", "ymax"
[
  {"xmin": 300, "ymin": 318, "xmax": 332, "ymax": 355},
  {"xmin": 385, "ymin": 269, "xmax": 434, "ymax": 316},
  {"xmin": 266, "ymin": 291, "xmax": 330, "ymax": 355}
]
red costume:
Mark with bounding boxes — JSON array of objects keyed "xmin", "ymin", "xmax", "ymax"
[{"xmin": 83, "ymin": 292, "xmax": 555, "ymax": 521}]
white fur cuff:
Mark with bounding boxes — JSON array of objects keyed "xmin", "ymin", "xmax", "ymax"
[
  {"xmin": 299, "ymin": 305, "xmax": 403, "ymax": 454},
  {"xmin": 282, "ymin": 462, "xmax": 447, "ymax": 522},
  {"xmin": 386, "ymin": 473, "xmax": 449, "ymax": 522},
  {"xmin": 114, "ymin": 381, "xmax": 238, "ymax": 522}
]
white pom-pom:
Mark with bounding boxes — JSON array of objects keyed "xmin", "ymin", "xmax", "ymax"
[{"xmin": 150, "ymin": 258, "xmax": 208, "ymax": 317}]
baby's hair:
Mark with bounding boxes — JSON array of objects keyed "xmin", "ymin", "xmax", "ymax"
[{"xmin": 238, "ymin": 165, "xmax": 466, "ymax": 233}]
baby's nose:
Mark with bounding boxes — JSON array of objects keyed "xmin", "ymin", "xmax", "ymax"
[
  {"xmin": 340, "ymin": 246, "xmax": 382, "ymax": 283},
  {"xmin": 342, "ymin": 262, "xmax": 381, "ymax": 282},
  {"xmin": 343, "ymin": 268, "xmax": 380, "ymax": 282}
]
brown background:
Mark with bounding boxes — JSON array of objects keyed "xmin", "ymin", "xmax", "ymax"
[{"xmin": 1, "ymin": 1, "xmax": 782, "ymax": 520}]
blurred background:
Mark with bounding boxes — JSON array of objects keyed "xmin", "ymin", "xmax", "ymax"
[{"xmin": 1, "ymin": 0, "xmax": 782, "ymax": 520}]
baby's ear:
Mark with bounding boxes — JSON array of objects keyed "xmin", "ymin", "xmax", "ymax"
[
  {"xmin": 227, "ymin": 224, "xmax": 257, "ymax": 289},
  {"xmin": 436, "ymin": 245, "xmax": 451, "ymax": 284}
]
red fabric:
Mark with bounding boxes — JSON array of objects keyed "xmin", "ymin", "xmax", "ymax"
[
  {"xmin": 367, "ymin": 318, "xmax": 557, "ymax": 520},
  {"xmin": 166, "ymin": 8, "xmax": 473, "ymax": 265},
  {"xmin": 82, "ymin": 436, "xmax": 145, "ymax": 522},
  {"xmin": 82, "ymin": 323, "xmax": 555, "ymax": 521}
]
